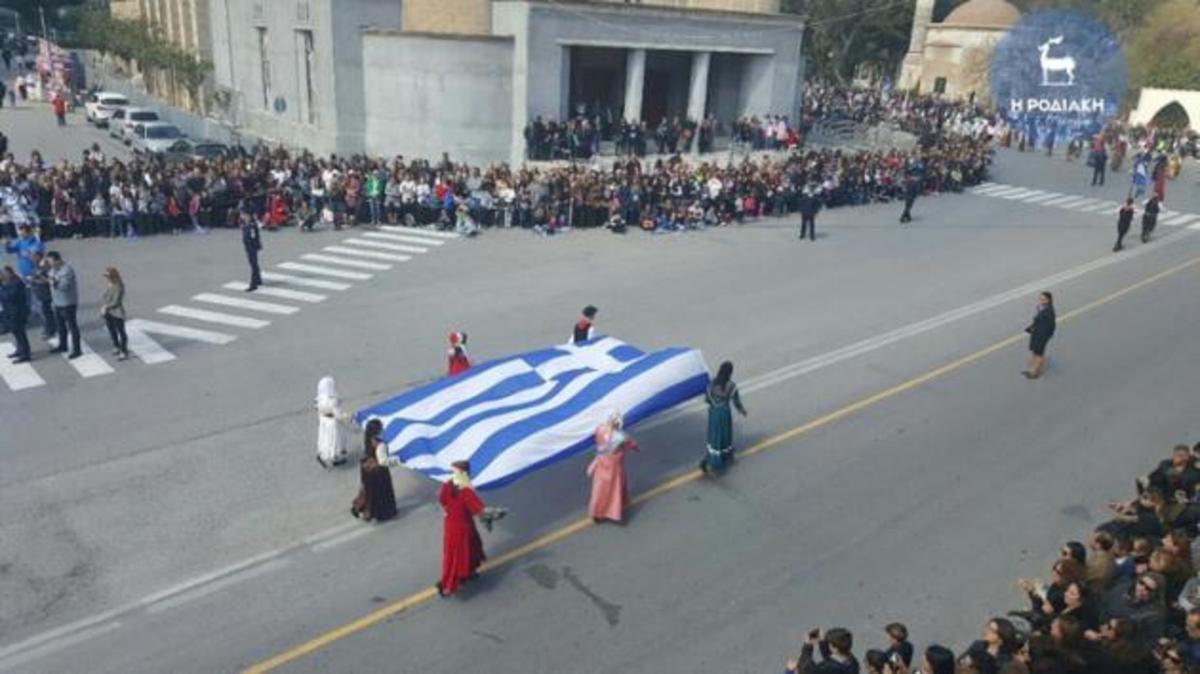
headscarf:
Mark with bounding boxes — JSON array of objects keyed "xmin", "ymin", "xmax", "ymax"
[
  {"xmin": 594, "ymin": 412, "xmax": 625, "ymax": 455},
  {"xmin": 316, "ymin": 375, "xmax": 338, "ymax": 403}
]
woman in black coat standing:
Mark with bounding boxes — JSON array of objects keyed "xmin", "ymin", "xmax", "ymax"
[{"xmin": 1023, "ymin": 291, "xmax": 1056, "ymax": 380}]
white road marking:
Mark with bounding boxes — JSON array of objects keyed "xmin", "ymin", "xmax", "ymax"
[
  {"xmin": 126, "ymin": 319, "xmax": 237, "ymax": 347},
  {"xmin": 1021, "ymin": 192, "xmax": 1064, "ymax": 204},
  {"xmin": 158, "ymin": 305, "xmax": 271, "ymax": 329},
  {"xmin": 1164, "ymin": 213, "xmax": 1200, "ymax": 226},
  {"xmin": 277, "ymin": 262, "xmax": 373, "ymax": 280},
  {"xmin": 1042, "ymin": 195, "xmax": 1085, "ymax": 206},
  {"xmin": 1078, "ymin": 201, "xmax": 1118, "ymax": 213},
  {"xmin": 972, "ymin": 184, "xmax": 1016, "ymax": 195},
  {"xmin": 348, "ymin": 236, "xmax": 430, "ymax": 253},
  {"xmin": 1189, "ymin": 222, "xmax": 1200, "ymax": 231},
  {"xmin": 260, "ymin": 271, "xmax": 353, "ymax": 290},
  {"xmin": 323, "ymin": 246, "xmax": 412, "ymax": 262},
  {"xmin": 0, "ymin": 622, "xmax": 122, "ymax": 672},
  {"xmin": 301, "ymin": 521, "xmax": 362, "ymax": 547},
  {"xmin": 1062, "ymin": 197, "xmax": 1102, "ymax": 210},
  {"xmin": 0, "ymin": 342, "xmax": 45, "ymax": 391},
  {"xmin": 193, "ymin": 293, "xmax": 300, "ymax": 315},
  {"xmin": 145, "ymin": 559, "xmax": 292, "ymax": 615},
  {"xmin": 222, "ymin": 282, "xmax": 326, "ymax": 303},
  {"xmin": 62, "ymin": 340, "xmax": 114, "ymax": 378},
  {"xmin": 379, "ymin": 224, "xmax": 459, "ymax": 239},
  {"xmin": 1001, "ymin": 188, "xmax": 1041, "ymax": 199},
  {"xmin": 983, "ymin": 186, "xmax": 1028, "ymax": 197},
  {"xmin": 124, "ymin": 323, "xmax": 177, "ymax": 364},
  {"xmin": 360, "ymin": 231, "xmax": 444, "ymax": 246},
  {"xmin": 301, "ymin": 254, "xmax": 392, "ymax": 271},
  {"xmin": 311, "ymin": 526, "xmax": 378, "ymax": 552}
]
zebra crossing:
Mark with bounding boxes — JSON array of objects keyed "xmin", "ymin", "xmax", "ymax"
[
  {"xmin": 970, "ymin": 182, "xmax": 1200, "ymax": 229},
  {"xmin": 1, "ymin": 225, "xmax": 460, "ymax": 393}
]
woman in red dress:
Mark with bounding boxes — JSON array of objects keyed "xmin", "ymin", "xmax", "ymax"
[{"xmin": 437, "ymin": 460, "xmax": 486, "ymax": 597}]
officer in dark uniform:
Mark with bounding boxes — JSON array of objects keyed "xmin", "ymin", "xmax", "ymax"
[
  {"xmin": 798, "ymin": 184, "xmax": 821, "ymax": 241},
  {"xmin": 241, "ymin": 207, "xmax": 263, "ymax": 292},
  {"xmin": 1114, "ymin": 198, "xmax": 1134, "ymax": 252},
  {"xmin": 899, "ymin": 157, "xmax": 925, "ymax": 224}
]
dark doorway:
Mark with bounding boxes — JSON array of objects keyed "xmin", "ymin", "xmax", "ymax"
[
  {"xmin": 642, "ymin": 50, "xmax": 691, "ymax": 126},
  {"xmin": 1150, "ymin": 101, "xmax": 1191, "ymax": 129},
  {"xmin": 568, "ymin": 46, "xmax": 625, "ymax": 131}
]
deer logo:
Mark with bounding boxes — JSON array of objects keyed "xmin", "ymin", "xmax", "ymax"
[{"xmin": 1038, "ymin": 36, "xmax": 1076, "ymax": 87}]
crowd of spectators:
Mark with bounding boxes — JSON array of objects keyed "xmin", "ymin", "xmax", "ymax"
[
  {"xmin": 782, "ymin": 441, "xmax": 1200, "ymax": 674},
  {"xmin": 0, "ymin": 123, "xmax": 992, "ymax": 242}
]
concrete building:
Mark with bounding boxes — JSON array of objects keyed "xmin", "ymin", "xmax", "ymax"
[
  {"xmin": 1129, "ymin": 88, "xmax": 1200, "ymax": 132},
  {"xmin": 207, "ymin": 0, "xmax": 804, "ymax": 164},
  {"xmin": 897, "ymin": 0, "xmax": 1019, "ymax": 100},
  {"xmin": 107, "ymin": 0, "xmax": 214, "ymax": 113}
]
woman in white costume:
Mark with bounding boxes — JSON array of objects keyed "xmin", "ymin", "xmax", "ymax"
[{"xmin": 315, "ymin": 376, "xmax": 349, "ymax": 468}]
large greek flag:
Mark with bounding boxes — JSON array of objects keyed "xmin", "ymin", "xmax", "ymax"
[{"xmin": 354, "ymin": 337, "xmax": 709, "ymax": 490}]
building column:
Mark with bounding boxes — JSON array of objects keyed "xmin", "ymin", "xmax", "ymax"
[
  {"xmin": 623, "ymin": 48, "xmax": 646, "ymax": 122},
  {"xmin": 686, "ymin": 51, "xmax": 711, "ymax": 153}
]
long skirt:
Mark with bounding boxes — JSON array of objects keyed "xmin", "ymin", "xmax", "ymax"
[
  {"xmin": 354, "ymin": 462, "xmax": 397, "ymax": 522},
  {"xmin": 701, "ymin": 402, "xmax": 735, "ymax": 473},
  {"xmin": 588, "ymin": 449, "xmax": 631, "ymax": 522}
]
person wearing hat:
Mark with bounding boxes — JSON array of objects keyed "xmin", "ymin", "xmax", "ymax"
[
  {"xmin": 573, "ymin": 305, "xmax": 597, "ymax": 344},
  {"xmin": 437, "ymin": 460, "xmax": 488, "ymax": 597},
  {"xmin": 447, "ymin": 331, "xmax": 471, "ymax": 376}
]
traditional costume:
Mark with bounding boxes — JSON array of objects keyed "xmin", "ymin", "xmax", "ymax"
[
  {"xmin": 587, "ymin": 413, "xmax": 639, "ymax": 523},
  {"xmin": 437, "ymin": 461, "xmax": 486, "ymax": 597},
  {"xmin": 700, "ymin": 363, "xmax": 747, "ymax": 475},
  {"xmin": 447, "ymin": 331, "xmax": 471, "ymax": 376},
  {"xmin": 315, "ymin": 376, "xmax": 348, "ymax": 468},
  {"xmin": 352, "ymin": 426, "xmax": 398, "ymax": 522}
]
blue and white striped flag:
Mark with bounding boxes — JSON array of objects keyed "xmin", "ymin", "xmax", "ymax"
[{"xmin": 354, "ymin": 337, "xmax": 710, "ymax": 490}]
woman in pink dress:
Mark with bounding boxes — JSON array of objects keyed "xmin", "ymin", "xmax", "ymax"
[{"xmin": 587, "ymin": 413, "xmax": 639, "ymax": 524}]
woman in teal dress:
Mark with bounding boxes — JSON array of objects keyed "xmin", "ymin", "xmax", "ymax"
[{"xmin": 700, "ymin": 361, "xmax": 747, "ymax": 475}]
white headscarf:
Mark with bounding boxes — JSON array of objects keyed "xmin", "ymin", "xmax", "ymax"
[
  {"xmin": 316, "ymin": 376, "xmax": 338, "ymax": 403},
  {"xmin": 594, "ymin": 411, "xmax": 625, "ymax": 455}
]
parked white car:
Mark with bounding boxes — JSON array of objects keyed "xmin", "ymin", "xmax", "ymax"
[
  {"xmin": 84, "ymin": 92, "xmax": 130, "ymax": 127},
  {"xmin": 116, "ymin": 108, "xmax": 162, "ymax": 143},
  {"xmin": 129, "ymin": 122, "xmax": 186, "ymax": 155}
]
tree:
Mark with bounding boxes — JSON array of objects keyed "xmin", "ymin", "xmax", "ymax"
[
  {"xmin": 786, "ymin": 0, "xmax": 916, "ymax": 84},
  {"xmin": 1126, "ymin": 0, "xmax": 1200, "ymax": 90}
]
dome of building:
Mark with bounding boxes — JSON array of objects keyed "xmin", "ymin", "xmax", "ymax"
[{"xmin": 942, "ymin": 0, "xmax": 1020, "ymax": 28}]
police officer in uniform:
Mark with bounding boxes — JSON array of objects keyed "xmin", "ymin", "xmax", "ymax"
[
  {"xmin": 899, "ymin": 156, "xmax": 925, "ymax": 224},
  {"xmin": 241, "ymin": 206, "xmax": 263, "ymax": 292},
  {"xmin": 798, "ymin": 184, "xmax": 821, "ymax": 241}
]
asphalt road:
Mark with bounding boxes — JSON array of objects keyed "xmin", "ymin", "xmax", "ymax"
[{"xmin": 2, "ymin": 98, "xmax": 1200, "ymax": 673}]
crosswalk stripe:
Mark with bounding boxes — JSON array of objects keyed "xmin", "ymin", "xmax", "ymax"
[
  {"xmin": 1068, "ymin": 198, "xmax": 1105, "ymax": 210},
  {"xmin": 0, "ymin": 341, "xmax": 46, "ymax": 391},
  {"xmin": 276, "ymin": 263, "xmax": 372, "ymax": 281},
  {"xmin": 64, "ymin": 340, "xmax": 114, "ymax": 378},
  {"xmin": 127, "ymin": 319, "xmax": 236, "ymax": 346},
  {"xmin": 973, "ymin": 184, "xmax": 1014, "ymax": 195},
  {"xmin": 260, "ymin": 272, "xmax": 353, "ymax": 290},
  {"xmin": 158, "ymin": 305, "xmax": 271, "ymax": 329},
  {"xmin": 1077, "ymin": 201, "xmax": 1116, "ymax": 213},
  {"xmin": 1189, "ymin": 222, "xmax": 1200, "ymax": 231},
  {"xmin": 344, "ymin": 237, "xmax": 428, "ymax": 253},
  {"xmin": 1001, "ymin": 188, "xmax": 1040, "ymax": 199},
  {"xmin": 125, "ymin": 322, "xmax": 178, "ymax": 364},
  {"xmin": 985, "ymin": 186, "xmax": 1027, "ymax": 197},
  {"xmin": 359, "ymin": 231, "xmax": 444, "ymax": 247},
  {"xmin": 1007, "ymin": 190, "xmax": 1045, "ymax": 200},
  {"xmin": 323, "ymin": 246, "xmax": 412, "ymax": 262},
  {"xmin": 379, "ymin": 225, "xmax": 459, "ymax": 239},
  {"xmin": 1042, "ymin": 195, "xmax": 1084, "ymax": 206},
  {"xmin": 1052, "ymin": 196, "xmax": 1092, "ymax": 208},
  {"xmin": 222, "ymin": 282, "xmax": 325, "ymax": 303},
  {"xmin": 1023, "ymin": 192, "xmax": 1064, "ymax": 203},
  {"xmin": 1165, "ymin": 213, "xmax": 1200, "ymax": 226},
  {"xmin": 194, "ymin": 293, "xmax": 300, "ymax": 315},
  {"xmin": 301, "ymin": 254, "xmax": 392, "ymax": 271}
]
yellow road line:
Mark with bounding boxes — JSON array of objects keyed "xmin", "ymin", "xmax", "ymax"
[{"xmin": 243, "ymin": 254, "xmax": 1200, "ymax": 674}]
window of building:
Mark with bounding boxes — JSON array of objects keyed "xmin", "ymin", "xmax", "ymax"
[
  {"xmin": 257, "ymin": 27, "xmax": 271, "ymax": 109},
  {"xmin": 298, "ymin": 30, "xmax": 316, "ymax": 125},
  {"xmin": 933, "ymin": 77, "xmax": 947, "ymax": 94}
]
